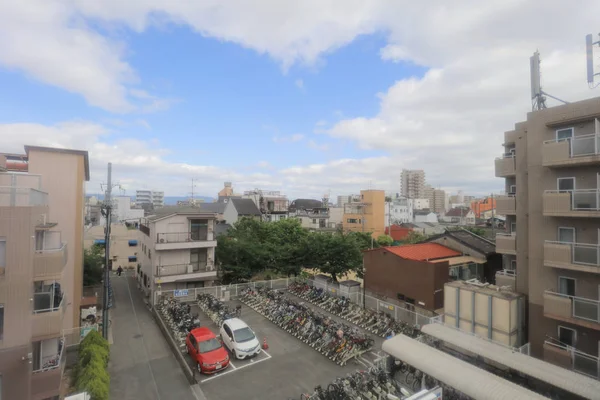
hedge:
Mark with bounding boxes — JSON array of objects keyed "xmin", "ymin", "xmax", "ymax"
[{"xmin": 73, "ymin": 330, "xmax": 110, "ymax": 400}]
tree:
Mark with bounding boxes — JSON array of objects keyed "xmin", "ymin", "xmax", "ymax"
[
  {"xmin": 308, "ymin": 232, "xmax": 363, "ymax": 282},
  {"xmin": 401, "ymin": 231, "xmax": 427, "ymax": 244},
  {"xmin": 376, "ymin": 234, "xmax": 394, "ymax": 247},
  {"xmin": 385, "ymin": 196, "xmax": 392, "ymax": 202},
  {"xmin": 83, "ymin": 245, "xmax": 104, "ymax": 286},
  {"xmin": 463, "ymin": 226, "xmax": 487, "ymax": 237}
]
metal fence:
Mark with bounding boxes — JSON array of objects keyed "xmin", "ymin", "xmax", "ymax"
[{"xmin": 63, "ymin": 324, "xmax": 100, "ymax": 349}]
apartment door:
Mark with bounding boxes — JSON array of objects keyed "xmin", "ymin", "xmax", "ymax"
[
  {"xmin": 558, "ymin": 227, "xmax": 576, "ymax": 243},
  {"xmin": 558, "ymin": 276, "xmax": 576, "ymax": 297}
]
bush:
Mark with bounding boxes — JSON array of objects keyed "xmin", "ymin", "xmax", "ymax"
[{"xmin": 74, "ymin": 329, "xmax": 110, "ymax": 400}]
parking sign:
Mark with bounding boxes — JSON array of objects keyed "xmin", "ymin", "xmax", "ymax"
[{"xmin": 174, "ymin": 289, "xmax": 189, "ymax": 297}]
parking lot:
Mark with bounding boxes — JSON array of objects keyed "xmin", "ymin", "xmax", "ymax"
[{"xmin": 185, "ymin": 299, "xmax": 386, "ymax": 400}]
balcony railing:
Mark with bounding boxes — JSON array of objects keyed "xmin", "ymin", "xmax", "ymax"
[
  {"xmin": 495, "ymin": 269, "xmax": 516, "ymax": 290},
  {"xmin": 32, "ymin": 294, "xmax": 66, "ymax": 338},
  {"xmin": 0, "ymin": 186, "xmax": 48, "ymax": 206},
  {"xmin": 496, "ymin": 195, "xmax": 516, "ymax": 215},
  {"xmin": 34, "ymin": 243, "xmax": 68, "ymax": 280},
  {"xmin": 494, "ymin": 155, "xmax": 516, "ymax": 177},
  {"xmin": 543, "ymin": 190, "xmax": 600, "ymax": 216},
  {"xmin": 33, "ymin": 337, "xmax": 65, "ymax": 373},
  {"xmin": 156, "ymin": 263, "xmax": 212, "ymax": 277},
  {"xmin": 545, "ymin": 241, "xmax": 600, "ymax": 271},
  {"xmin": 31, "ymin": 337, "xmax": 66, "ymax": 399},
  {"xmin": 495, "ymin": 233, "xmax": 516, "ymax": 254},
  {"xmin": 544, "ymin": 339, "xmax": 600, "ymax": 379},
  {"xmin": 544, "ymin": 290, "xmax": 600, "ymax": 327},
  {"xmin": 156, "ymin": 231, "xmax": 210, "ymax": 243},
  {"xmin": 139, "ymin": 223, "xmax": 150, "ymax": 237},
  {"xmin": 543, "ymin": 134, "xmax": 600, "ymax": 167}
]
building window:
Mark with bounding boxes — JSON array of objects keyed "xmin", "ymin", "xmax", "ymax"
[
  {"xmin": 558, "ymin": 227, "xmax": 575, "ymax": 243},
  {"xmin": 556, "ymin": 127, "xmax": 574, "ymax": 141},
  {"xmin": 347, "ymin": 218, "xmax": 358, "ymax": 223},
  {"xmin": 558, "ymin": 276, "xmax": 576, "ymax": 297},
  {"xmin": 280, "ymin": 215, "xmax": 286, "ymax": 220},
  {"xmin": 129, "ymin": 256, "xmax": 137, "ymax": 262},
  {"xmin": 312, "ymin": 219, "xmax": 317, "ymax": 224},
  {"xmin": 0, "ymin": 238, "xmax": 5, "ymax": 268},
  {"xmin": 558, "ymin": 326, "xmax": 577, "ymax": 347},
  {"xmin": 190, "ymin": 219, "xmax": 208, "ymax": 241},
  {"xmin": 191, "ymin": 249, "xmax": 207, "ymax": 272},
  {"xmin": 557, "ymin": 177, "xmax": 575, "ymax": 192},
  {"xmin": 0, "ymin": 304, "xmax": 3, "ymax": 340},
  {"xmin": 148, "ymin": 250, "xmax": 151, "ymax": 260}
]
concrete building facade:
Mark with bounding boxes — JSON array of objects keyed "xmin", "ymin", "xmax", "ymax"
[
  {"xmin": 136, "ymin": 189, "xmax": 164, "ymax": 208},
  {"xmin": 400, "ymin": 169, "xmax": 426, "ymax": 199},
  {"xmin": 342, "ymin": 190, "xmax": 385, "ymax": 238},
  {"xmin": 494, "ymin": 96, "xmax": 600, "ymax": 378},
  {"xmin": 385, "ymin": 197, "xmax": 413, "ymax": 226}
]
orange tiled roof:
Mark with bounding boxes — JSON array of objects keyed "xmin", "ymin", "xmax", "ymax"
[{"xmin": 383, "ymin": 243, "xmax": 461, "ymax": 261}]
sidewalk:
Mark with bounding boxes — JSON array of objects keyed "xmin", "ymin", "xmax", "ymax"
[{"xmin": 108, "ymin": 272, "xmax": 198, "ymax": 400}]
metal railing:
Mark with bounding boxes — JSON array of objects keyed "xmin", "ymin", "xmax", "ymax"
[
  {"xmin": 546, "ymin": 240, "xmax": 600, "ymax": 266},
  {"xmin": 156, "ymin": 263, "xmax": 212, "ymax": 276},
  {"xmin": 545, "ymin": 290, "xmax": 600, "ymax": 324},
  {"xmin": 544, "ymin": 338, "xmax": 600, "ymax": 378},
  {"xmin": 32, "ymin": 338, "xmax": 65, "ymax": 373},
  {"xmin": 33, "ymin": 292, "xmax": 65, "ymax": 314},
  {"xmin": 544, "ymin": 133, "xmax": 600, "ymax": 158},
  {"xmin": 544, "ymin": 189, "xmax": 600, "ymax": 211},
  {"xmin": 156, "ymin": 231, "xmax": 211, "ymax": 243},
  {"xmin": 496, "ymin": 269, "xmax": 516, "ymax": 277},
  {"xmin": 63, "ymin": 324, "xmax": 100, "ymax": 348},
  {"xmin": 36, "ymin": 231, "xmax": 63, "ymax": 252}
]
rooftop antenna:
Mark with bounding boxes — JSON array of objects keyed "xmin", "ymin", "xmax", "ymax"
[
  {"xmin": 586, "ymin": 33, "xmax": 600, "ymax": 89},
  {"xmin": 530, "ymin": 50, "xmax": 568, "ymax": 111}
]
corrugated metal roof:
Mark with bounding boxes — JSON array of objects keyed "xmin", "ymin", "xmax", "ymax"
[
  {"xmin": 422, "ymin": 323, "xmax": 600, "ymax": 399},
  {"xmin": 384, "ymin": 243, "xmax": 461, "ymax": 261},
  {"xmin": 382, "ymin": 334, "xmax": 549, "ymax": 400}
]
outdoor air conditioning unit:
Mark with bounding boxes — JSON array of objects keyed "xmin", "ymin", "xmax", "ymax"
[
  {"xmin": 187, "ymin": 265, "xmax": 194, "ymax": 274},
  {"xmin": 159, "ymin": 238, "xmax": 165, "ymax": 243}
]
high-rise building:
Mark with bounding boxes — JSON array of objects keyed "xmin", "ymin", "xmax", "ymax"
[
  {"xmin": 432, "ymin": 189, "xmax": 447, "ymax": 214},
  {"xmin": 342, "ymin": 190, "xmax": 385, "ymax": 238},
  {"xmin": 493, "ymin": 96, "xmax": 600, "ymax": 376},
  {"xmin": 0, "ymin": 146, "xmax": 89, "ymax": 400},
  {"xmin": 136, "ymin": 189, "xmax": 164, "ymax": 208},
  {"xmin": 400, "ymin": 169, "xmax": 425, "ymax": 199}
]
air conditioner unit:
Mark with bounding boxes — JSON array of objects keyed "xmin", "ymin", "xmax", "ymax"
[
  {"xmin": 159, "ymin": 238, "xmax": 165, "ymax": 243},
  {"xmin": 187, "ymin": 265, "xmax": 193, "ymax": 274}
]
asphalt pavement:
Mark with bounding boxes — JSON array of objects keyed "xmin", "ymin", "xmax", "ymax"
[{"xmin": 108, "ymin": 272, "xmax": 199, "ymax": 400}]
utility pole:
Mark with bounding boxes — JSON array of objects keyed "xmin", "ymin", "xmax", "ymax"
[{"xmin": 101, "ymin": 163, "xmax": 113, "ymax": 339}]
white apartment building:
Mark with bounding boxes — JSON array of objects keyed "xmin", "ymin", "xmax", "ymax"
[
  {"xmin": 111, "ymin": 196, "xmax": 144, "ymax": 223},
  {"xmin": 136, "ymin": 189, "xmax": 165, "ymax": 208},
  {"xmin": 413, "ymin": 198, "xmax": 430, "ymax": 210},
  {"xmin": 385, "ymin": 197, "xmax": 413, "ymax": 226},
  {"xmin": 137, "ymin": 207, "xmax": 217, "ymax": 305}
]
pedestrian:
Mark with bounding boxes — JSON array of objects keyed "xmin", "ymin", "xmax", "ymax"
[{"xmin": 117, "ymin": 266, "xmax": 123, "ymax": 276}]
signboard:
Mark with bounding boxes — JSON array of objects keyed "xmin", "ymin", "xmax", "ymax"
[
  {"xmin": 174, "ymin": 289, "xmax": 189, "ymax": 297},
  {"xmin": 380, "ymin": 302, "xmax": 394, "ymax": 311}
]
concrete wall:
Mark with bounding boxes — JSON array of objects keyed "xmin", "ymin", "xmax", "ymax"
[
  {"xmin": 84, "ymin": 224, "xmax": 140, "ymax": 269},
  {"xmin": 364, "ymin": 249, "xmax": 448, "ymax": 311}
]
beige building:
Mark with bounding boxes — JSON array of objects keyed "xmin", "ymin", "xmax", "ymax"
[
  {"xmin": 432, "ymin": 189, "xmax": 447, "ymax": 214},
  {"xmin": 494, "ymin": 96, "xmax": 600, "ymax": 378},
  {"xmin": 138, "ymin": 207, "xmax": 218, "ymax": 305},
  {"xmin": 342, "ymin": 190, "xmax": 385, "ymax": 238},
  {"xmin": 84, "ymin": 224, "xmax": 140, "ymax": 270},
  {"xmin": 400, "ymin": 169, "xmax": 425, "ymax": 199},
  {"xmin": 0, "ymin": 145, "xmax": 88, "ymax": 400}
]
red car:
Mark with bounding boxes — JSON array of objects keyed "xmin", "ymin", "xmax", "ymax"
[{"xmin": 186, "ymin": 327, "xmax": 230, "ymax": 374}]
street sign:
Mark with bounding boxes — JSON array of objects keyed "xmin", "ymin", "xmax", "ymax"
[{"xmin": 174, "ymin": 289, "xmax": 189, "ymax": 297}]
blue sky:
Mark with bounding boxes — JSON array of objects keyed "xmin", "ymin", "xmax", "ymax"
[{"xmin": 1, "ymin": 2, "xmax": 598, "ymax": 199}]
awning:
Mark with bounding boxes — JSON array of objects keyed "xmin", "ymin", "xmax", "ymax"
[
  {"xmin": 128, "ymin": 240, "xmax": 138, "ymax": 246},
  {"xmin": 382, "ymin": 334, "xmax": 548, "ymax": 400},
  {"xmin": 421, "ymin": 323, "xmax": 600, "ymax": 399},
  {"xmin": 94, "ymin": 239, "xmax": 106, "ymax": 245}
]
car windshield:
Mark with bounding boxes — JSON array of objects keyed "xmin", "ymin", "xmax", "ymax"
[
  {"xmin": 233, "ymin": 327, "xmax": 255, "ymax": 343},
  {"xmin": 198, "ymin": 338, "xmax": 222, "ymax": 353}
]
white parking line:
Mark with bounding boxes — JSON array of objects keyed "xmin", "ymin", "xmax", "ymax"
[
  {"xmin": 228, "ymin": 361, "xmax": 237, "ymax": 370},
  {"xmin": 200, "ymin": 350, "xmax": 272, "ymax": 383}
]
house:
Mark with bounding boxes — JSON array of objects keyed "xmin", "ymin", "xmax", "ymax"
[
  {"xmin": 288, "ymin": 199, "xmax": 333, "ymax": 230},
  {"xmin": 222, "ymin": 198, "xmax": 262, "ymax": 225},
  {"xmin": 414, "ymin": 210, "xmax": 437, "ymax": 223},
  {"xmin": 423, "ymin": 228, "xmax": 501, "ymax": 284},
  {"xmin": 401, "ymin": 222, "xmax": 446, "ymax": 236},
  {"xmin": 85, "ymin": 223, "xmax": 141, "ymax": 270},
  {"xmin": 363, "ymin": 243, "xmax": 485, "ymax": 312},
  {"xmin": 138, "ymin": 207, "xmax": 218, "ymax": 305},
  {"xmin": 385, "ymin": 225, "xmax": 413, "ymax": 241},
  {"xmin": 441, "ymin": 207, "xmax": 476, "ymax": 225},
  {"xmin": 243, "ymin": 189, "xmax": 289, "ymax": 221}
]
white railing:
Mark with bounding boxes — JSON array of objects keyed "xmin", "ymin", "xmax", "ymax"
[
  {"xmin": 545, "ymin": 290, "xmax": 600, "ymax": 324},
  {"xmin": 544, "ymin": 339, "xmax": 600, "ymax": 379},
  {"xmin": 36, "ymin": 231, "xmax": 63, "ymax": 252},
  {"xmin": 63, "ymin": 324, "xmax": 100, "ymax": 348},
  {"xmin": 33, "ymin": 293, "xmax": 65, "ymax": 314},
  {"xmin": 32, "ymin": 338, "xmax": 65, "ymax": 373},
  {"xmin": 544, "ymin": 133, "xmax": 600, "ymax": 158},
  {"xmin": 544, "ymin": 189, "xmax": 600, "ymax": 211},
  {"xmin": 546, "ymin": 240, "xmax": 600, "ymax": 266},
  {"xmin": 496, "ymin": 269, "xmax": 516, "ymax": 277}
]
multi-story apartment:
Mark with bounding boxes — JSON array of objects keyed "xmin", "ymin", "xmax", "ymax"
[
  {"xmin": 243, "ymin": 189, "xmax": 288, "ymax": 221},
  {"xmin": 337, "ymin": 194, "xmax": 357, "ymax": 208},
  {"xmin": 432, "ymin": 189, "xmax": 446, "ymax": 214},
  {"xmin": 111, "ymin": 196, "xmax": 144, "ymax": 223},
  {"xmin": 342, "ymin": 190, "xmax": 385, "ymax": 238},
  {"xmin": 494, "ymin": 96, "xmax": 600, "ymax": 378},
  {"xmin": 288, "ymin": 199, "xmax": 333, "ymax": 230},
  {"xmin": 138, "ymin": 207, "xmax": 218, "ymax": 305},
  {"xmin": 385, "ymin": 196, "xmax": 413, "ymax": 225},
  {"xmin": 0, "ymin": 145, "xmax": 89, "ymax": 400},
  {"xmin": 136, "ymin": 189, "xmax": 164, "ymax": 208},
  {"xmin": 85, "ymin": 224, "xmax": 140, "ymax": 270},
  {"xmin": 400, "ymin": 169, "xmax": 425, "ymax": 199},
  {"xmin": 413, "ymin": 198, "xmax": 430, "ymax": 211}
]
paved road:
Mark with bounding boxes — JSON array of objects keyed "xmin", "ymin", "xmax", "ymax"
[{"xmin": 108, "ymin": 273, "xmax": 198, "ymax": 400}]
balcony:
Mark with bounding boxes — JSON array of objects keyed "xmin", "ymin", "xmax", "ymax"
[
  {"xmin": 544, "ymin": 291, "xmax": 600, "ymax": 331},
  {"xmin": 495, "ymin": 233, "xmax": 516, "ymax": 255},
  {"xmin": 496, "ymin": 195, "xmax": 516, "ymax": 215},
  {"xmin": 495, "ymin": 269, "xmax": 516, "ymax": 291},
  {"xmin": 494, "ymin": 155, "xmax": 516, "ymax": 177},
  {"xmin": 155, "ymin": 231, "xmax": 216, "ymax": 251},
  {"xmin": 32, "ymin": 293, "xmax": 66, "ymax": 339},
  {"xmin": 33, "ymin": 243, "xmax": 67, "ymax": 281},
  {"xmin": 544, "ymin": 339, "xmax": 600, "ymax": 379},
  {"xmin": 544, "ymin": 241, "xmax": 600, "ymax": 274},
  {"xmin": 31, "ymin": 338, "xmax": 66, "ymax": 400},
  {"xmin": 543, "ymin": 190, "xmax": 600, "ymax": 218},
  {"xmin": 503, "ymin": 130, "xmax": 518, "ymax": 145},
  {"xmin": 543, "ymin": 134, "xmax": 600, "ymax": 168},
  {"xmin": 154, "ymin": 263, "xmax": 217, "ymax": 284},
  {"xmin": 0, "ymin": 186, "xmax": 48, "ymax": 206}
]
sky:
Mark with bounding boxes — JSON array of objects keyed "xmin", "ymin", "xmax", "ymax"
[{"xmin": 1, "ymin": 1, "xmax": 600, "ymax": 200}]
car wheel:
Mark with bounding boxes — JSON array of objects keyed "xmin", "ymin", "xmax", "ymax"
[{"xmin": 197, "ymin": 363, "xmax": 202, "ymax": 373}]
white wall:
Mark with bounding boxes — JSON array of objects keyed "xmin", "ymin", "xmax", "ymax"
[
  {"xmin": 222, "ymin": 201, "xmax": 239, "ymax": 225},
  {"xmin": 328, "ymin": 207, "xmax": 343, "ymax": 224},
  {"xmin": 413, "ymin": 198, "xmax": 430, "ymax": 210},
  {"xmin": 414, "ymin": 213, "xmax": 438, "ymax": 223}
]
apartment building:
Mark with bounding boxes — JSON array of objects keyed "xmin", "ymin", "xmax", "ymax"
[
  {"xmin": 138, "ymin": 207, "xmax": 218, "ymax": 305},
  {"xmin": 336, "ymin": 194, "xmax": 359, "ymax": 208},
  {"xmin": 385, "ymin": 196, "xmax": 413, "ymax": 225},
  {"xmin": 243, "ymin": 189, "xmax": 288, "ymax": 221},
  {"xmin": 342, "ymin": 190, "xmax": 385, "ymax": 238},
  {"xmin": 400, "ymin": 169, "xmax": 425, "ymax": 199},
  {"xmin": 494, "ymin": 96, "xmax": 600, "ymax": 378},
  {"xmin": 288, "ymin": 199, "xmax": 334, "ymax": 230},
  {"xmin": 112, "ymin": 196, "xmax": 144, "ymax": 223},
  {"xmin": 85, "ymin": 224, "xmax": 140, "ymax": 270},
  {"xmin": 136, "ymin": 189, "xmax": 164, "ymax": 208},
  {"xmin": 432, "ymin": 189, "xmax": 447, "ymax": 214},
  {"xmin": 0, "ymin": 146, "xmax": 88, "ymax": 400}
]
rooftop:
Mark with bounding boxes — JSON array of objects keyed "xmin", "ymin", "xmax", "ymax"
[
  {"xmin": 445, "ymin": 207, "xmax": 472, "ymax": 217},
  {"xmin": 425, "ymin": 228, "xmax": 496, "ymax": 256},
  {"xmin": 145, "ymin": 205, "xmax": 217, "ymax": 221},
  {"xmin": 372, "ymin": 243, "xmax": 461, "ymax": 262},
  {"xmin": 24, "ymin": 145, "xmax": 90, "ymax": 181},
  {"xmin": 445, "ymin": 279, "xmax": 524, "ymax": 300},
  {"xmin": 231, "ymin": 198, "xmax": 262, "ymax": 216}
]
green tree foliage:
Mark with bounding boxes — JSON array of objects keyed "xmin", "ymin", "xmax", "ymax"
[
  {"xmin": 83, "ymin": 245, "xmax": 104, "ymax": 286},
  {"xmin": 463, "ymin": 226, "xmax": 487, "ymax": 237},
  {"xmin": 376, "ymin": 234, "xmax": 394, "ymax": 247},
  {"xmin": 216, "ymin": 218, "xmax": 372, "ymax": 283},
  {"xmin": 74, "ymin": 330, "xmax": 109, "ymax": 400},
  {"xmin": 401, "ymin": 231, "xmax": 427, "ymax": 244}
]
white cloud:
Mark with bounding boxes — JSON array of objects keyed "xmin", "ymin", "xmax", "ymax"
[
  {"xmin": 308, "ymin": 140, "xmax": 329, "ymax": 151},
  {"xmin": 295, "ymin": 79, "xmax": 304, "ymax": 90},
  {"xmin": 272, "ymin": 133, "xmax": 305, "ymax": 143}
]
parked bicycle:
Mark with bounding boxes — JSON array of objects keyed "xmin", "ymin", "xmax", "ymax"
[
  {"xmin": 288, "ymin": 280, "xmax": 420, "ymax": 339},
  {"xmin": 196, "ymin": 293, "xmax": 241, "ymax": 327},
  {"xmin": 239, "ymin": 286, "xmax": 373, "ymax": 366},
  {"xmin": 158, "ymin": 297, "xmax": 201, "ymax": 350}
]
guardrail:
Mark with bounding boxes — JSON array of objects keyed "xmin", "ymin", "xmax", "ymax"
[
  {"xmin": 496, "ymin": 269, "xmax": 516, "ymax": 277},
  {"xmin": 544, "ymin": 339, "xmax": 600, "ymax": 378},
  {"xmin": 546, "ymin": 240, "xmax": 600, "ymax": 266},
  {"xmin": 156, "ymin": 263, "xmax": 212, "ymax": 276},
  {"xmin": 544, "ymin": 134, "xmax": 600, "ymax": 158}
]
